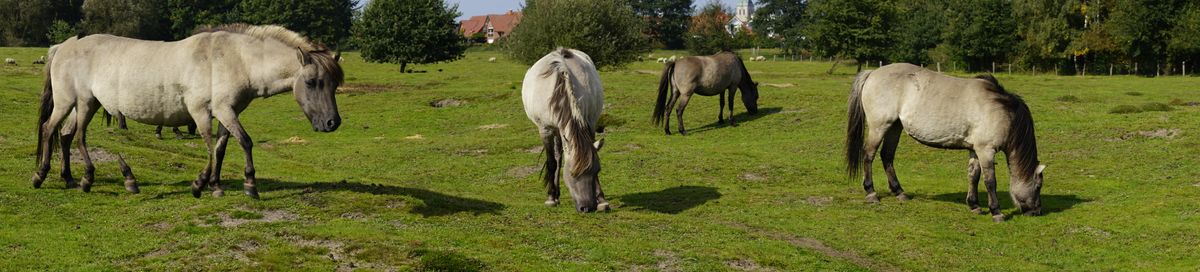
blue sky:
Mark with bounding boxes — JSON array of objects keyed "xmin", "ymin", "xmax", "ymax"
[{"xmin": 359, "ymin": 0, "xmax": 748, "ymax": 21}]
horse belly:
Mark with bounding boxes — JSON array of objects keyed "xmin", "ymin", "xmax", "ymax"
[
  {"xmin": 114, "ymin": 86, "xmax": 194, "ymax": 126},
  {"xmin": 899, "ymin": 116, "xmax": 971, "ymax": 149}
]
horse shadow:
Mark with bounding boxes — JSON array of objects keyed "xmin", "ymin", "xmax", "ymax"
[
  {"xmin": 688, "ymin": 107, "xmax": 783, "ymax": 134},
  {"xmin": 927, "ymin": 191, "xmax": 1089, "ymax": 216},
  {"xmin": 156, "ymin": 179, "xmax": 505, "ymax": 217},
  {"xmin": 617, "ymin": 186, "xmax": 721, "ymax": 214}
]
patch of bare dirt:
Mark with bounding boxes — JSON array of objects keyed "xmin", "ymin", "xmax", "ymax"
[
  {"xmin": 69, "ymin": 147, "xmax": 119, "ymax": 163},
  {"xmin": 282, "ymin": 136, "xmax": 308, "ymax": 144},
  {"xmin": 763, "ymin": 83, "xmax": 795, "ymax": 88},
  {"xmin": 430, "ymin": 98, "xmax": 465, "ymax": 108},
  {"xmin": 1138, "ymin": 128, "xmax": 1181, "ymax": 139},
  {"xmin": 340, "ymin": 212, "xmax": 367, "ymax": 220},
  {"xmin": 1069, "ymin": 226, "xmax": 1112, "ymax": 239},
  {"xmin": 218, "ymin": 210, "xmax": 298, "ymax": 228},
  {"xmin": 507, "ymin": 165, "xmax": 540, "ymax": 179},
  {"xmin": 653, "ymin": 250, "xmax": 681, "ymax": 272},
  {"xmin": 727, "ymin": 258, "xmax": 775, "ymax": 271},
  {"xmin": 635, "ymin": 70, "xmax": 660, "ymax": 75},
  {"xmin": 232, "ymin": 240, "xmax": 261, "ymax": 264},
  {"xmin": 283, "ymin": 235, "xmax": 395, "ymax": 272},
  {"xmin": 739, "ymin": 172, "xmax": 767, "ymax": 182},
  {"xmin": 405, "ymin": 134, "xmax": 424, "ymax": 140},
  {"xmin": 518, "ymin": 145, "xmax": 544, "ymax": 154},
  {"xmin": 478, "ymin": 123, "xmax": 509, "ymax": 130},
  {"xmin": 806, "ymin": 196, "xmax": 833, "ymax": 207},
  {"xmin": 336, "ymin": 83, "xmax": 394, "ymax": 94},
  {"xmin": 725, "ymin": 222, "xmax": 899, "ymax": 272},
  {"xmin": 455, "ymin": 149, "xmax": 488, "ymax": 156}
]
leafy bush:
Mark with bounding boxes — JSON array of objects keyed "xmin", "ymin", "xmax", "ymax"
[
  {"xmin": 505, "ymin": 0, "xmax": 649, "ymax": 69},
  {"xmin": 355, "ymin": 0, "xmax": 467, "ymax": 73},
  {"xmin": 46, "ymin": 20, "xmax": 76, "ymax": 44},
  {"xmin": 686, "ymin": 2, "xmax": 735, "ymax": 55}
]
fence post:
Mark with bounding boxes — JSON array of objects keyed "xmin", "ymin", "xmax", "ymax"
[
  {"xmin": 937, "ymin": 62, "xmax": 941, "ymax": 72},
  {"xmin": 1008, "ymin": 64, "xmax": 1011, "ymax": 74},
  {"xmin": 1109, "ymin": 64, "xmax": 1113, "ymax": 76},
  {"xmin": 1134, "ymin": 62, "xmax": 1138, "ymax": 74},
  {"xmin": 991, "ymin": 62, "xmax": 995, "ymax": 73},
  {"xmin": 1184, "ymin": 61, "xmax": 1187, "ymax": 76}
]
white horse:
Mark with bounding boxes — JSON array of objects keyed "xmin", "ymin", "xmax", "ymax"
[
  {"xmin": 846, "ymin": 63, "xmax": 1044, "ymax": 222},
  {"xmin": 521, "ymin": 48, "xmax": 608, "ymax": 212},
  {"xmin": 34, "ymin": 24, "xmax": 344, "ymax": 198}
]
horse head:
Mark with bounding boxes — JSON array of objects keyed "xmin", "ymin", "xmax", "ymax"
[{"xmin": 293, "ymin": 49, "xmax": 343, "ymax": 132}]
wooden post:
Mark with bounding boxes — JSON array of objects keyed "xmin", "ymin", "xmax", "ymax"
[
  {"xmin": 879, "ymin": 60, "xmax": 882, "ymax": 67},
  {"xmin": 1109, "ymin": 63, "xmax": 1113, "ymax": 76},
  {"xmin": 1134, "ymin": 62, "xmax": 1138, "ymax": 74},
  {"xmin": 991, "ymin": 62, "xmax": 995, "ymax": 73},
  {"xmin": 937, "ymin": 62, "xmax": 941, "ymax": 72},
  {"xmin": 1008, "ymin": 64, "xmax": 1011, "ymax": 74},
  {"xmin": 1183, "ymin": 61, "xmax": 1187, "ymax": 76}
]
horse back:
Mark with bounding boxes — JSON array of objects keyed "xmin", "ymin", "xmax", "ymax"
[
  {"xmin": 672, "ymin": 53, "xmax": 742, "ymax": 96},
  {"xmin": 865, "ymin": 64, "xmax": 1012, "ymax": 149}
]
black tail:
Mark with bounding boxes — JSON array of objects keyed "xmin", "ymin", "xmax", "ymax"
[
  {"xmin": 846, "ymin": 70, "xmax": 872, "ymax": 178},
  {"xmin": 652, "ymin": 61, "xmax": 676, "ymax": 125},
  {"xmin": 35, "ymin": 58, "xmax": 55, "ymax": 167}
]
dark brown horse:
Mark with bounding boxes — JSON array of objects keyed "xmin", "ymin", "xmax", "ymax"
[{"xmin": 653, "ymin": 51, "xmax": 759, "ymax": 135}]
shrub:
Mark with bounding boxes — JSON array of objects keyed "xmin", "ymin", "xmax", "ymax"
[
  {"xmin": 505, "ymin": 0, "xmax": 649, "ymax": 69},
  {"xmin": 1141, "ymin": 102, "xmax": 1173, "ymax": 112}
]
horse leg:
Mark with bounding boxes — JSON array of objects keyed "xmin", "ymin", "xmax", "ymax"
[
  {"xmin": 117, "ymin": 114, "xmax": 127, "ymax": 130},
  {"xmin": 718, "ymin": 92, "xmax": 725, "ymax": 124},
  {"xmin": 976, "ymin": 149, "xmax": 1003, "ymax": 222},
  {"xmin": 880, "ymin": 125, "xmax": 907, "ymax": 201},
  {"xmin": 540, "ymin": 130, "xmax": 560, "ymax": 206},
  {"xmin": 73, "ymin": 99, "xmax": 100, "ymax": 192},
  {"xmin": 664, "ymin": 92, "xmax": 680, "ymax": 135},
  {"xmin": 595, "ymin": 176, "xmax": 610, "ymax": 212},
  {"xmin": 675, "ymin": 94, "xmax": 692, "ymax": 135},
  {"xmin": 155, "ymin": 126, "xmax": 163, "ymax": 139},
  {"xmin": 726, "ymin": 87, "xmax": 738, "ymax": 127},
  {"xmin": 209, "ymin": 125, "xmax": 231, "ymax": 197},
  {"xmin": 189, "ymin": 111, "xmax": 214, "ymax": 198},
  {"xmin": 861, "ymin": 125, "xmax": 889, "ymax": 203},
  {"xmin": 966, "ymin": 151, "xmax": 982, "ymax": 214},
  {"xmin": 58, "ymin": 117, "xmax": 77, "ymax": 188},
  {"xmin": 213, "ymin": 110, "xmax": 258, "ymax": 199},
  {"xmin": 174, "ymin": 127, "xmax": 185, "ymax": 139}
]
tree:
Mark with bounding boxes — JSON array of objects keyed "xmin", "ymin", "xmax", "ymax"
[
  {"xmin": 753, "ymin": 0, "xmax": 806, "ymax": 54},
  {"xmin": 1167, "ymin": 2, "xmax": 1200, "ymax": 73},
  {"xmin": 889, "ymin": 0, "xmax": 945, "ymax": 64},
  {"xmin": 1108, "ymin": 0, "xmax": 1182, "ymax": 75},
  {"xmin": 628, "ymin": 0, "xmax": 693, "ymax": 49},
  {"xmin": 941, "ymin": 0, "xmax": 1017, "ymax": 72},
  {"xmin": 46, "ymin": 20, "xmax": 77, "ymax": 44},
  {"xmin": 239, "ymin": 0, "xmax": 357, "ymax": 48},
  {"xmin": 81, "ymin": 0, "xmax": 172, "ymax": 40},
  {"xmin": 1, "ymin": 0, "xmax": 82, "ymax": 46},
  {"xmin": 804, "ymin": 0, "xmax": 895, "ymax": 73},
  {"xmin": 355, "ymin": 0, "xmax": 466, "ymax": 73},
  {"xmin": 686, "ymin": 1, "xmax": 735, "ymax": 55},
  {"xmin": 506, "ymin": 0, "xmax": 649, "ymax": 69},
  {"xmin": 166, "ymin": 0, "xmax": 241, "ymax": 40}
]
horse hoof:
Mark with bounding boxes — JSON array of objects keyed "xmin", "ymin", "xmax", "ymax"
[
  {"xmin": 992, "ymin": 215, "xmax": 1006, "ymax": 222},
  {"xmin": 191, "ymin": 186, "xmax": 202, "ymax": 198},
  {"xmin": 80, "ymin": 179, "xmax": 93, "ymax": 193},
  {"xmin": 125, "ymin": 185, "xmax": 140, "ymax": 194},
  {"xmin": 544, "ymin": 199, "xmax": 559, "ymax": 207},
  {"xmin": 896, "ymin": 193, "xmax": 910, "ymax": 201},
  {"xmin": 865, "ymin": 193, "xmax": 879, "ymax": 203},
  {"xmin": 970, "ymin": 208, "xmax": 984, "ymax": 214},
  {"xmin": 679, "ymin": 131, "xmax": 688, "ymax": 136},
  {"xmin": 597, "ymin": 202, "xmax": 611, "ymax": 212},
  {"xmin": 212, "ymin": 190, "xmax": 224, "ymax": 198},
  {"xmin": 245, "ymin": 188, "xmax": 260, "ymax": 199},
  {"xmin": 31, "ymin": 173, "xmax": 44, "ymax": 189}
]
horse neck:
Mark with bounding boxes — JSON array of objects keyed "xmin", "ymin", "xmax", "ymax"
[{"xmin": 243, "ymin": 40, "xmax": 302, "ymax": 98}]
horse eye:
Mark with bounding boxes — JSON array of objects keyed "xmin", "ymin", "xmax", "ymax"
[{"xmin": 305, "ymin": 79, "xmax": 316, "ymax": 86}]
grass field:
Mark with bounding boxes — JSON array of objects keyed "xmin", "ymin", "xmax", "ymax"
[{"xmin": 1, "ymin": 46, "xmax": 1199, "ymax": 271}]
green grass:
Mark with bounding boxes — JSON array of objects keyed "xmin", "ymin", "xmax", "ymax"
[{"xmin": 2, "ymin": 47, "xmax": 1199, "ymax": 270}]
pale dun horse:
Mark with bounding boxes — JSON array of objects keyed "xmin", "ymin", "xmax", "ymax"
[
  {"xmin": 34, "ymin": 24, "xmax": 343, "ymax": 198},
  {"xmin": 846, "ymin": 63, "xmax": 1044, "ymax": 222},
  {"xmin": 521, "ymin": 48, "xmax": 608, "ymax": 212}
]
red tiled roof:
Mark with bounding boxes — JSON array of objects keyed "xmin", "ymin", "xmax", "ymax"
[
  {"xmin": 489, "ymin": 11, "xmax": 522, "ymax": 34},
  {"xmin": 460, "ymin": 15, "xmax": 489, "ymax": 36},
  {"xmin": 458, "ymin": 11, "xmax": 523, "ymax": 37}
]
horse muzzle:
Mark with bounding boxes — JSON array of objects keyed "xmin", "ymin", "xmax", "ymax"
[{"xmin": 311, "ymin": 115, "xmax": 341, "ymax": 132}]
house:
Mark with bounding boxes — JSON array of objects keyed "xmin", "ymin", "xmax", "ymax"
[
  {"xmin": 459, "ymin": 10, "xmax": 523, "ymax": 44},
  {"xmin": 728, "ymin": 0, "xmax": 755, "ymax": 34}
]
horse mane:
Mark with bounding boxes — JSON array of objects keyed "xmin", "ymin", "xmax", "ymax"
[
  {"xmin": 194, "ymin": 23, "xmax": 343, "ymax": 85},
  {"xmin": 976, "ymin": 75, "xmax": 1038, "ymax": 182},
  {"xmin": 734, "ymin": 55, "xmax": 756, "ymax": 89},
  {"xmin": 542, "ymin": 48, "xmax": 596, "ymax": 177}
]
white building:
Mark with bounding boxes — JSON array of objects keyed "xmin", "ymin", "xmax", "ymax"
[{"xmin": 728, "ymin": 0, "xmax": 755, "ymax": 34}]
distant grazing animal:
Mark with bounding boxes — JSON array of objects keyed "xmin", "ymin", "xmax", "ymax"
[
  {"xmin": 488, "ymin": 57, "xmax": 497, "ymax": 63},
  {"xmin": 521, "ymin": 47, "xmax": 608, "ymax": 213},
  {"xmin": 653, "ymin": 51, "xmax": 759, "ymax": 135},
  {"xmin": 656, "ymin": 57, "xmax": 667, "ymax": 63},
  {"xmin": 752, "ymin": 56, "xmax": 766, "ymax": 61},
  {"xmin": 33, "ymin": 56, "xmax": 47, "ymax": 64},
  {"xmin": 33, "ymin": 24, "xmax": 344, "ymax": 198},
  {"xmin": 5, "ymin": 58, "xmax": 15, "ymax": 65},
  {"xmin": 668, "ymin": 55, "xmax": 677, "ymax": 62},
  {"xmin": 845, "ymin": 63, "xmax": 1044, "ymax": 222}
]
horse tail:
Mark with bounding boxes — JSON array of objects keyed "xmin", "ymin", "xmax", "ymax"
[
  {"xmin": 652, "ymin": 61, "xmax": 676, "ymax": 125},
  {"xmin": 846, "ymin": 69, "xmax": 873, "ymax": 178},
  {"xmin": 36, "ymin": 45, "xmax": 59, "ymax": 166}
]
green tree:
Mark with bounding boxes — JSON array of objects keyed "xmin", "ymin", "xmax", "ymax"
[
  {"xmin": 1012, "ymin": 0, "xmax": 1082, "ymax": 72},
  {"xmin": 1109, "ymin": 0, "xmax": 1182, "ymax": 75},
  {"xmin": 804, "ymin": 0, "xmax": 895, "ymax": 73},
  {"xmin": 46, "ymin": 20, "xmax": 77, "ymax": 44},
  {"xmin": 1167, "ymin": 2, "xmax": 1200, "ymax": 71},
  {"xmin": 166, "ymin": 0, "xmax": 241, "ymax": 40},
  {"xmin": 753, "ymin": 0, "xmax": 806, "ymax": 54},
  {"xmin": 0, "ymin": 0, "xmax": 82, "ymax": 46},
  {"xmin": 238, "ymin": 0, "xmax": 357, "ymax": 48},
  {"xmin": 941, "ymin": 0, "xmax": 1017, "ymax": 72},
  {"xmin": 506, "ymin": 0, "xmax": 649, "ymax": 69},
  {"xmin": 686, "ymin": 1, "xmax": 735, "ymax": 55},
  {"xmin": 81, "ymin": 0, "xmax": 172, "ymax": 40},
  {"xmin": 355, "ymin": 0, "xmax": 467, "ymax": 73},
  {"xmin": 628, "ymin": 0, "xmax": 693, "ymax": 49},
  {"xmin": 889, "ymin": 0, "xmax": 945, "ymax": 64}
]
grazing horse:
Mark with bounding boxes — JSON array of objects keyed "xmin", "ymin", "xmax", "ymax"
[
  {"xmin": 653, "ymin": 51, "xmax": 759, "ymax": 135},
  {"xmin": 521, "ymin": 48, "xmax": 608, "ymax": 213},
  {"xmin": 33, "ymin": 24, "xmax": 343, "ymax": 198},
  {"xmin": 845, "ymin": 63, "xmax": 1045, "ymax": 222}
]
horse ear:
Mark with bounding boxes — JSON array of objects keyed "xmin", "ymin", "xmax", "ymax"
[
  {"xmin": 296, "ymin": 47, "xmax": 312, "ymax": 65},
  {"xmin": 1035, "ymin": 164, "xmax": 1046, "ymax": 174},
  {"xmin": 334, "ymin": 51, "xmax": 342, "ymax": 62},
  {"xmin": 593, "ymin": 138, "xmax": 605, "ymax": 150}
]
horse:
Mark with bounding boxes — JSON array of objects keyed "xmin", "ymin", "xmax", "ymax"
[
  {"xmin": 5, "ymin": 58, "xmax": 15, "ymax": 66},
  {"xmin": 521, "ymin": 48, "xmax": 608, "ymax": 213},
  {"xmin": 33, "ymin": 24, "xmax": 343, "ymax": 199},
  {"xmin": 652, "ymin": 51, "xmax": 759, "ymax": 135},
  {"xmin": 845, "ymin": 63, "xmax": 1045, "ymax": 222}
]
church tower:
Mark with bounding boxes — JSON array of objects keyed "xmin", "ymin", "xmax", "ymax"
[{"xmin": 735, "ymin": 0, "xmax": 755, "ymax": 24}]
